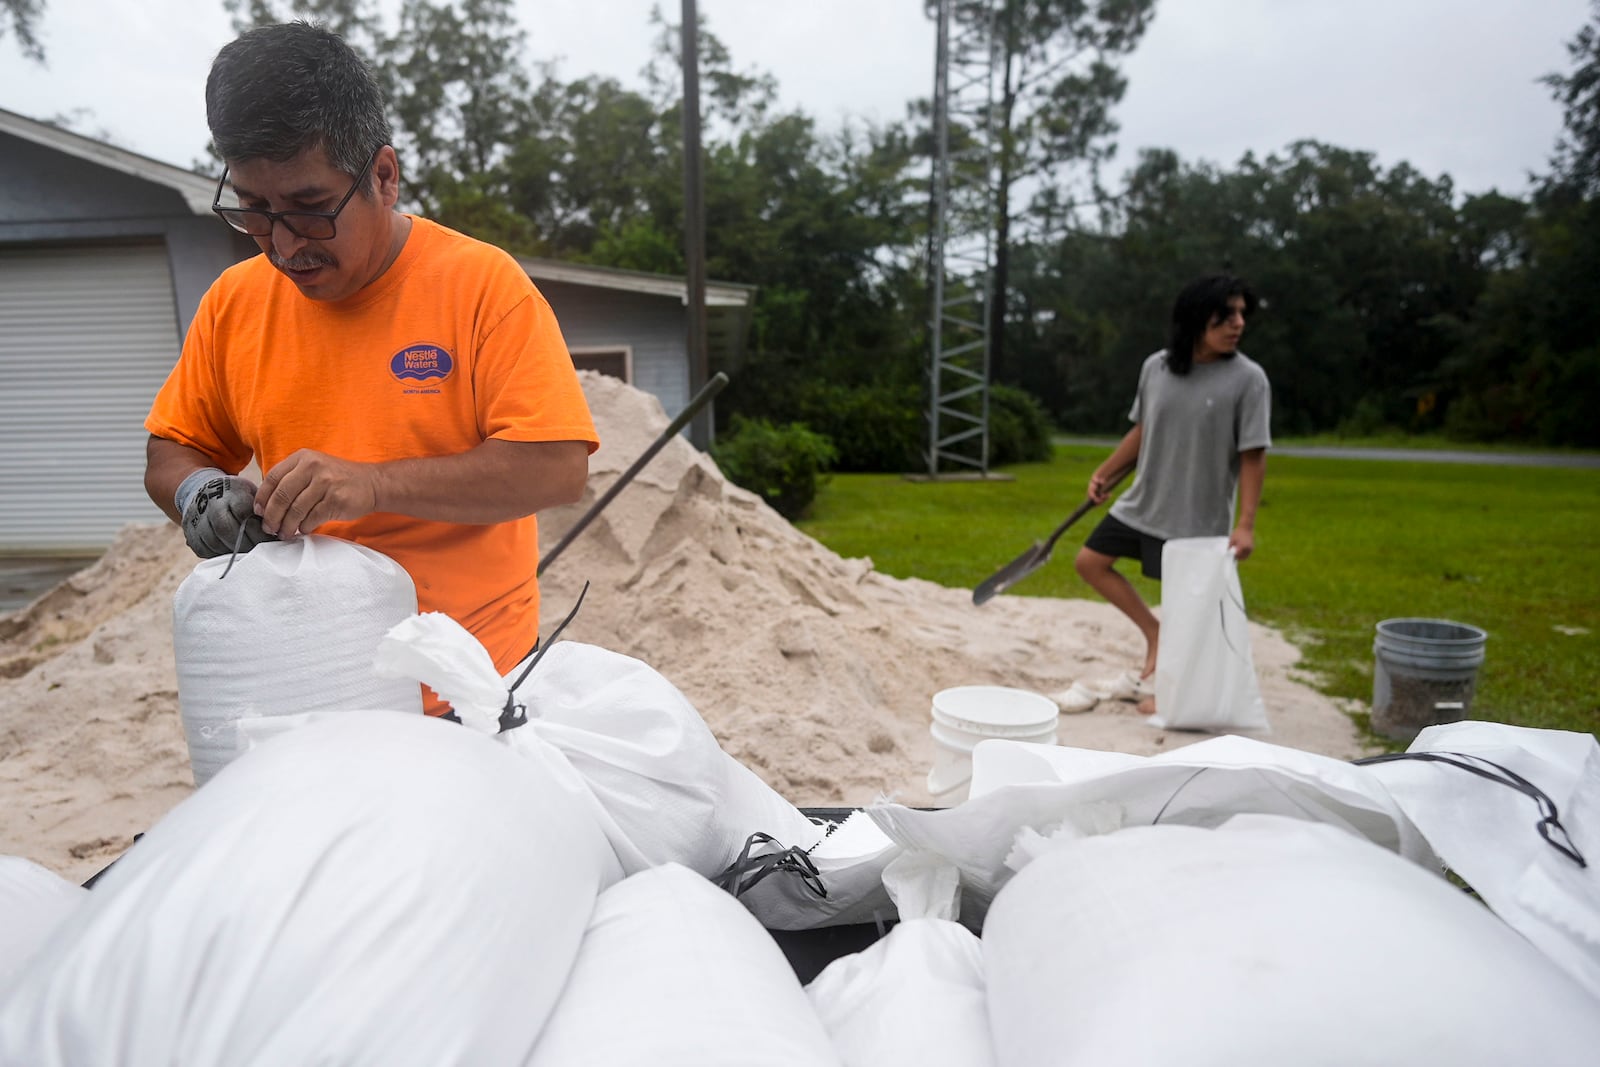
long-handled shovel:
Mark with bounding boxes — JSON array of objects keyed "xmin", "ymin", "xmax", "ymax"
[
  {"xmin": 538, "ymin": 371, "xmax": 729, "ymax": 576},
  {"xmin": 971, "ymin": 464, "xmax": 1133, "ymax": 606}
]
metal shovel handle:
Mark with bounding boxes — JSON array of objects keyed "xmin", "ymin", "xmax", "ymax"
[
  {"xmin": 971, "ymin": 463, "xmax": 1133, "ymax": 605},
  {"xmin": 538, "ymin": 372, "xmax": 729, "ymax": 576}
]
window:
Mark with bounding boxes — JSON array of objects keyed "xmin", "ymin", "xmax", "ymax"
[{"xmin": 570, "ymin": 346, "xmax": 632, "ymax": 382}]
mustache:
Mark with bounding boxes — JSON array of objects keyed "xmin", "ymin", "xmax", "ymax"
[{"xmin": 270, "ymin": 251, "xmax": 336, "ymax": 271}]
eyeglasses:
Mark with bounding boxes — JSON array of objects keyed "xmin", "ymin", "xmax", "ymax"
[{"xmin": 211, "ymin": 147, "xmax": 381, "ymax": 240}]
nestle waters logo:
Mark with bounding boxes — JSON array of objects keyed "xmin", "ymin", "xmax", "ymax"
[{"xmin": 390, "ymin": 343, "xmax": 454, "ymax": 383}]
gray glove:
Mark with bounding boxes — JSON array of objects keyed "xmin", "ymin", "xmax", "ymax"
[{"xmin": 177, "ymin": 470, "xmax": 277, "ymax": 559}]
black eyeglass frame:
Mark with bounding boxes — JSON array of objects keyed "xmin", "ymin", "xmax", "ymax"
[{"xmin": 211, "ymin": 147, "xmax": 383, "ymax": 241}]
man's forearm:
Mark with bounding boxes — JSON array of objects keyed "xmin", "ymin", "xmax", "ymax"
[
  {"xmin": 145, "ymin": 435, "xmax": 225, "ymax": 525},
  {"xmin": 1101, "ymin": 424, "xmax": 1143, "ymax": 478},
  {"xmin": 1236, "ymin": 448, "xmax": 1266, "ymax": 529},
  {"xmin": 367, "ymin": 438, "xmax": 590, "ymax": 523}
]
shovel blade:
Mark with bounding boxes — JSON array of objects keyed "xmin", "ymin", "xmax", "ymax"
[{"xmin": 972, "ymin": 542, "xmax": 1051, "ymax": 605}]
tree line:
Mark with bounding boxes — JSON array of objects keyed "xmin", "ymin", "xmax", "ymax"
[{"xmin": 9, "ymin": 0, "xmax": 1597, "ymax": 455}]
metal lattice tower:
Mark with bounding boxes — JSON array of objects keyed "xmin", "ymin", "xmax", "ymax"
[{"xmin": 926, "ymin": 0, "xmax": 999, "ymax": 477}]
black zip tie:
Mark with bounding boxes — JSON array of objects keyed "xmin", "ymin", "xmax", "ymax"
[
  {"xmin": 80, "ymin": 833, "xmax": 145, "ymax": 889},
  {"xmin": 712, "ymin": 832, "xmax": 829, "ymax": 901},
  {"xmin": 218, "ymin": 519, "xmax": 250, "ymax": 580},
  {"xmin": 1355, "ymin": 750, "xmax": 1588, "ymax": 868},
  {"xmin": 1150, "ymin": 766, "xmax": 1211, "ymax": 825},
  {"xmin": 497, "ymin": 581, "xmax": 589, "ymax": 734}
]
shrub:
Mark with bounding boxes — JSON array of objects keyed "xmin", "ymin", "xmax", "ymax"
[
  {"xmin": 717, "ymin": 373, "xmax": 1053, "ymax": 474},
  {"xmin": 711, "ymin": 416, "xmax": 838, "ymax": 520},
  {"xmin": 986, "ymin": 384, "xmax": 1054, "ymax": 465},
  {"xmin": 1335, "ymin": 395, "xmax": 1396, "ymax": 438},
  {"xmin": 793, "ymin": 383, "xmax": 925, "ymax": 472}
]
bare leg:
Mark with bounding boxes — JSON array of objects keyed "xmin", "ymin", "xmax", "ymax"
[{"xmin": 1074, "ymin": 545, "xmax": 1159, "ymax": 680}]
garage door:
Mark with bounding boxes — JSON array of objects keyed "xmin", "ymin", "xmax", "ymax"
[{"xmin": 0, "ymin": 243, "xmax": 178, "ymax": 551}]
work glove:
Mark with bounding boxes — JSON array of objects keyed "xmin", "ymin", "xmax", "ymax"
[{"xmin": 176, "ymin": 468, "xmax": 278, "ymax": 559}]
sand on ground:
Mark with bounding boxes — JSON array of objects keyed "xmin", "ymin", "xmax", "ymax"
[{"xmin": 0, "ymin": 373, "xmax": 1375, "ymax": 883}]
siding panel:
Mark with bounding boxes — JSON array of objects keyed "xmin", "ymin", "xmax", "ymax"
[
  {"xmin": 536, "ymin": 280, "xmax": 690, "ymax": 418},
  {"xmin": 0, "ymin": 244, "xmax": 178, "ymax": 550}
]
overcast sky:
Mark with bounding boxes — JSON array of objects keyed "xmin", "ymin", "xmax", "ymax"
[{"xmin": 1, "ymin": 0, "xmax": 1591, "ymax": 199}]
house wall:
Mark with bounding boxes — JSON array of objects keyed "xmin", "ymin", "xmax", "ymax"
[
  {"xmin": 533, "ymin": 278, "xmax": 690, "ymax": 419},
  {"xmin": 0, "ymin": 131, "xmax": 252, "ymax": 332}
]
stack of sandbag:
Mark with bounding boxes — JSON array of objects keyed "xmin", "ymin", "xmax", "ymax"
[
  {"xmin": 982, "ymin": 815, "xmax": 1600, "ymax": 1066},
  {"xmin": 0, "ymin": 711, "xmax": 619, "ymax": 1065},
  {"xmin": 799, "ymin": 777, "xmax": 1600, "ymax": 1065},
  {"xmin": 1356, "ymin": 719, "xmax": 1600, "ymax": 1000},
  {"xmin": 376, "ymin": 612, "xmax": 901, "ymax": 930},
  {"xmin": 867, "ymin": 733, "xmax": 1434, "ymax": 925}
]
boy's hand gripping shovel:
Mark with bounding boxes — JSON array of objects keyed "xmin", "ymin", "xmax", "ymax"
[{"xmin": 971, "ymin": 464, "xmax": 1133, "ymax": 606}]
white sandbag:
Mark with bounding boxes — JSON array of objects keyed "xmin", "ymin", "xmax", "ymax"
[
  {"xmin": 375, "ymin": 614, "xmax": 832, "ymax": 911},
  {"xmin": 806, "ymin": 851, "xmax": 995, "ymax": 1067},
  {"xmin": 1151, "ymin": 536, "xmax": 1269, "ymax": 732},
  {"xmin": 983, "ymin": 817, "xmax": 1600, "ymax": 1067},
  {"xmin": 0, "ymin": 858, "xmax": 87, "ymax": 988},
  {"xmin": 870, "ymin": 734, "xmax": 1434, "ymax": 927},
  {"xmin": 807, "ymin": 918, "xmax": 993, "ymax": 1067},
  {"xmin": 527, "ymin": 863, "xmax": 842, "ymax": 1066},
  {"xmin": 173, "ymin": 535, "xmax": 423, "ymax": 786},
  {"xmin": 1359, "ymin": 720, "xmax": 1600, "ymax": 999},
  {"xmin": 0, "ymin": 711, "xmax": 618, "ymax": 1067}
]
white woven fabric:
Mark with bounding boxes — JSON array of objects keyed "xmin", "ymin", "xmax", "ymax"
[
  {"xmin": 376, "ymin": 615, "xmax": 825, "ymax": 884},
  {"xmin": 529, "ymin": 863, "xmax": 841, "ymax": 1066},
  {"xmin": 1151, "ymin": 536, "xmax": 1270, "ymax": 732},
  {"xmin": 0, "ymin": 711, "xmax": 617, "ymax": 1066},
  {"xmin": 0, "ymin": 858, "xmax": 87, "ymax": 988},
  {"xmin": 984, "ymin": 817, "xmax": 1600, "ymax": 1067},
  {"xmin": 172, "ymin": 535, "xmax": 423, "ymax": 785}
]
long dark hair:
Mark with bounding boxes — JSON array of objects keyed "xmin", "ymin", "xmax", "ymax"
[{"xmin": 1164, "ymin": 274, "xmax": 1258, "ymax": 375}]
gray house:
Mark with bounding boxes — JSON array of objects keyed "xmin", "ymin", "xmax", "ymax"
[{"xmin": 0, "ymin": 107, "xmax": 754, "ymax": 554}]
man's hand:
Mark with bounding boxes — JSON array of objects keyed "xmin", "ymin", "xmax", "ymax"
[
  {"xmin": 1087, "ymin": 470, "xmax": 1114, "ymax": 504},
  {"xmin": 258, "ymin": 450, "xmax": 381, "ymax": 538},
  {"xmin": 181, "ymin": 474, "xmax": 277, "ymax": 559},
  {"xmin": 1229, "ymin": 526, "xmax": 1255, "ymax": 562}
]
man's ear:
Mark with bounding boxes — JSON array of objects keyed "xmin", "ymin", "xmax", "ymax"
[{"xmin": 375, "ymin": 145, "xmax": 403, "ymax": 207}]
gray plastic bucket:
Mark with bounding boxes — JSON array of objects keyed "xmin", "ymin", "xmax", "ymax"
[{"xmin": 1371, "ymin": 618, "xmax": 1488, "ymax": 742}]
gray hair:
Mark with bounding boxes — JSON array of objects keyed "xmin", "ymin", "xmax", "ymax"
[{"xmin": 206, "ymin": 21, "xmax": 392, "ymax": 186}]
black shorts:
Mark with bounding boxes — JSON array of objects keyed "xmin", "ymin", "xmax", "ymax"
[{"xmin": 1083, "ymin": 513, "xmax": 1165, "ymax": 580}]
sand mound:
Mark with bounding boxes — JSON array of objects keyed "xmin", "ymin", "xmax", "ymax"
[{"xmin": 0, "ymin": 373, "xmax": 1374, "ymax": 882}]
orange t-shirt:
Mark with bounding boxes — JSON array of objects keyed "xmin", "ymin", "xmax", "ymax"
[{"xmin": 147, "ymin": 217, "xmax": 599, "ymax": 712}]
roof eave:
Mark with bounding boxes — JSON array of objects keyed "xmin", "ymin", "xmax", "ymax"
[
  {"xmin": 0, "ymin": 106, "xmax": 215, "ymax": 215},
  {"xmin": 517, "ymin": 256, "xmax": 756, "ymax": 308}
]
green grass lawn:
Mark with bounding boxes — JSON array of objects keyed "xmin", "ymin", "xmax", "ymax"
[{"xmin": 798, "ymin": 445, "xmax": 1600, "ymax": 743}]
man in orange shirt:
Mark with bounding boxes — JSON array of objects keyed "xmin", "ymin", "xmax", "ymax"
[{"xmin": 144, "ymin": 22, "xmax": 598, "ymax": 712}]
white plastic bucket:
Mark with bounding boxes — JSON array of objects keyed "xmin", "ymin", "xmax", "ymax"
[{"xmin": 926, "ymin": 685, "xmax": 1059, "ymax": 803}]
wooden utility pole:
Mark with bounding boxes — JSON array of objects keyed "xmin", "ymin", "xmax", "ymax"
[{"xmin": 682, "ymin": 0, "xmax": 712, "ymax": 450}]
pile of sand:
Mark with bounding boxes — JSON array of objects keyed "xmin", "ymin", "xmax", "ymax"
[{"xmin": 0, "ymin": 373, "xmax": 1374, "ymax": 883}]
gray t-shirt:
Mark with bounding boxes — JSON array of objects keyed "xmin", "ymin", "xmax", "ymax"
[{"xmin": 1109, "ymin": 349, "xmax": 1272, "ymax": 540}]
